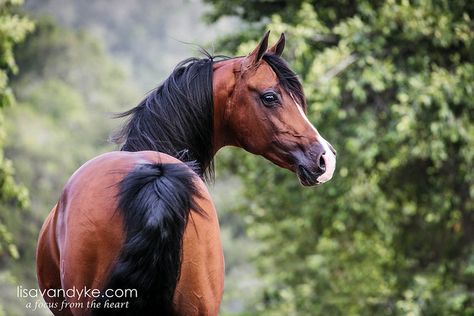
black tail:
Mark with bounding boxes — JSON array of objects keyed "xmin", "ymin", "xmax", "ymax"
[{"xmin": 93, "ymin": 162, "xmax": 202, "ymax": 315}]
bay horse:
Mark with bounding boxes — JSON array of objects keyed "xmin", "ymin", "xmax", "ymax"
[{"xmin": 36, "ymin": 31, "xmax": 336, "ymax": 315}]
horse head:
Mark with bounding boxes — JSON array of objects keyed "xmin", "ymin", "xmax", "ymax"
[{"xmin": 213, "ymin": 31, "xmax": 336, "ymax": 186}]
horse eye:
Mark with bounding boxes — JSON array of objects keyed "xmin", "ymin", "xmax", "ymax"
[{"xmin": 260, "ymin": 92, "xmax": 279, "ymax": 107}]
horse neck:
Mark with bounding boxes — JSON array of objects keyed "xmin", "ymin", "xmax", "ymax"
[{"xmin": 211, "ymin": 58, "xmax": 242, "ymax": 154}]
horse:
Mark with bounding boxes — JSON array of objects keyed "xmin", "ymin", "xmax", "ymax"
[{"xmin": 36, "ymin": 31, "xmax": 336, "ymax": 315}]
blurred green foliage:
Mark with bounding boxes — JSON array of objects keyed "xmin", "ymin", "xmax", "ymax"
[
  {"xmin": 0, "ymin": 1, "xmax": 33, "ymax": 315},
  {"xmin": 0, "ymin": 0, "xmax": 472, "ymax": 315},
  {"xmin": 207, "ymin": 0, "xmax": 474, "ymax": 315},
  {"xmin": 0, "ymin": 0, "xmax": 32, "ymax": 265},
  {"xmin": 24, "ymin": 0, "xmax": 237, "ymax": 89}
]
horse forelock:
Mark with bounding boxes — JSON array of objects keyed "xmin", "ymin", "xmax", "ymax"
[{"xmin": 262, "ymin": 53, "xmax": 307, "ymax": 111}]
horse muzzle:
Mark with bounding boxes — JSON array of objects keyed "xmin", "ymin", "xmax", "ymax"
[{"xmin": 294, "ymin": 138, "xmax": 336, "ymax": 186}]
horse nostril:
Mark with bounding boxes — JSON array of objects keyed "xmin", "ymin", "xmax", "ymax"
[{"xmin": 319, "ymin": 154, "xmax": 326, "ymax": 172}]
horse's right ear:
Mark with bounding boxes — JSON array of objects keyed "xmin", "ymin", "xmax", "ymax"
[{"xmin": 243, "ymin": 31, "xmax": 270, "ymax": 69}]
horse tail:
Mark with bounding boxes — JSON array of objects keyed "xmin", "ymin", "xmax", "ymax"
[{"xmin": 93, "ymin": 162, "xmax": 202, "ymax": 315}]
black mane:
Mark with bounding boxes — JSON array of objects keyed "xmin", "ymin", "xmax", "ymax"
[
  {"xmin": 113, "ymin": 52, "xmax": 305, "ymax": 181},
  {"xmin": 113, "ymin": 56, "xmax": 215, "ymax": 180}
]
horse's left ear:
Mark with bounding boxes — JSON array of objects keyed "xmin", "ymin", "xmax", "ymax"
[
  {"xmin": 267, "ymin": 33, "xmax": 285, "ymax": 56},
  {"xmin": 243, "ymin": 31, "xmax": 270, "ymax": 68}
]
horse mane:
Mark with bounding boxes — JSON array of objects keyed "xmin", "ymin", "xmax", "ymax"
[
  {"xmin": 112, "ymin": 53, "xmax": 216, "ymax": 181},
  {"xmin": 112, "ymin": 52, "xmax": 304, "ymax": 182}
]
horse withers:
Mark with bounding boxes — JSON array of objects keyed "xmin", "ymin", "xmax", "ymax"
[{"xmin": 36, "ymin": 31, "xmax": 336, "ymax": 315}]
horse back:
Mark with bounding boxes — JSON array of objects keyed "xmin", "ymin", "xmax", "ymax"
[{"xmin": 37, "ymin": 151, "xmax": 223, "ymax": 315}]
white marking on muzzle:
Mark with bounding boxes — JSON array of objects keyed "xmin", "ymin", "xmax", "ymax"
[
  {"xmin": 316, "ymin": 135, "xmax": 336, "ymax": 183},
  {"xmin": 295, "ymin": 102, "xmax": 336, "ymax": 183}
]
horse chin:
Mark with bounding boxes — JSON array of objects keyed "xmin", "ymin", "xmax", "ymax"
[
  {"xmin": 296, "ymin": 166, "xmax": 321, "ymax": 187},
  {"xmin": 298, "ymin": 177, "xmax": 320, "ymax": 187}
]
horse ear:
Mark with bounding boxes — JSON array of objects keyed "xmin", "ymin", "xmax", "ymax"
[
  {"xmin": 243, "ymin": 31, "xmax": 270, "ymax": 68},
  {"xmin": 267, "ymin": 33, "xmax": 285, "ymax": 56}
]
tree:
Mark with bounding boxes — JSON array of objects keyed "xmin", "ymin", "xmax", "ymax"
[
  {"xmin": 0, "ymin": 0, "xmax": 32, "ymax": 265},
  {"xmin": 0, "ymin": 1, "xmax": 33, "ymax": 315},
  {"xmin": 206, "ymin": 0, "xmax": 474, "ymax": 314}
]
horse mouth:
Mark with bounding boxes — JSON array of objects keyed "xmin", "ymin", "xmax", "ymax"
[{"xmin": 296, "ymin": 165, "xmax": 321, "ymax": 186}]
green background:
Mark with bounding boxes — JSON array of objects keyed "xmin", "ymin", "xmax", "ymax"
[{"xmin": 0, "ymin": 0, "xmax": 472, "ymax": 315}]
